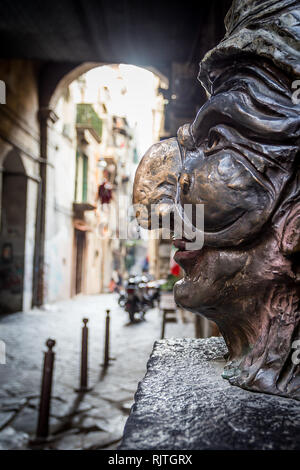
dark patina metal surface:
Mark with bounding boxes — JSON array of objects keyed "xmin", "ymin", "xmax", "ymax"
[{"xmin": 133, "ymin": 0, "xmax": 300, "ymax": 400}]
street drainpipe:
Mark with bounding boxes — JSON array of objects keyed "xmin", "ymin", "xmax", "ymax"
[{"xmin": 32, "ymin": 107, "xmax": 58, "ymax": 307}]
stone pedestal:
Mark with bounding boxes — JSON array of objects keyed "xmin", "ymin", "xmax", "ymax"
[{"xmin": 120, "ymin": 337, "xmax": 300, "ymax": 450}]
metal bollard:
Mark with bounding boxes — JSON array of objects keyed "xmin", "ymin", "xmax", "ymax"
[
  {"xmin": 75, "ymin": 318, "xmax": 91, "ymax": 392},
  {"xmin": 103, "ymin": 309, "xmax": 110, "ymax": 367},
  {"xmin": 161, "ymin": 310, "xmax": 166, "ymax": 339},
  {"xmin": 36, "ymin": 338, "xmax": 56, "ymax": 441}
]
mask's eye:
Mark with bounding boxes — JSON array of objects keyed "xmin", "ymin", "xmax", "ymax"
[{"xmin": 206, "ymin": 130, "xmax": 221, "ymax": 152}]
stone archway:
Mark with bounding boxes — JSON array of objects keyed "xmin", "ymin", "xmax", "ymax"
[
  {"xmin": 33, "ymin": 60, "xmax": 168, "ymax": 306},
  {"xmin": 39, "ymin": 61, "xmax": 168, "ymax": 110},
  {"xmin": 0, "ymin": 150, "xmax": 27, "ymax": 313}
]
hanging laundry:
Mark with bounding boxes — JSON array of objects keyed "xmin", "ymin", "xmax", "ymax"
[{"xmin": 98, "ymin": 181, "xmax": 113, "ymax": 204}]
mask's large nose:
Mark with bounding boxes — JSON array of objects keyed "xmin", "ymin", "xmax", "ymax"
[{"xmin": 133, "ymin": 138, "xmax": 182, "ymax": 230}]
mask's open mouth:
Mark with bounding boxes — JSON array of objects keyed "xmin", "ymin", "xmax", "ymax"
[{"xmin": 173, "ymin": 238, "xmax": 203, "ymax": 274}]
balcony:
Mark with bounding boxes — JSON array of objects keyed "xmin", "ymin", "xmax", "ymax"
[{"xmin": 76, "ymin": 103, "xmax": 103, "ymax": 142}]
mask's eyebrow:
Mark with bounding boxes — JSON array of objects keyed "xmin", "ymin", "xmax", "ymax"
[
  {"xmin": 201, "ymin": 123, "xmax": 278, "ymax": 200},
  {"xmin": 206, "ymin": 124, "xmax": 291, "ymax": 174},
  {"xmin": 190, "ymin": 89, "xmax": 300, "ymax": 148},
  {"xmin": 212, "ymin": 62, "xmax": 290, "ymax": 99},
  {"xmin": 191, "ymin": 61, "xmax": 300, "ymax": 149}
]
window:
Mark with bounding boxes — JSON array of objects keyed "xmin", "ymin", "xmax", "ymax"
[{"xmin": 75, "ymin": 151, "xmax": 88, "ymax": 202}]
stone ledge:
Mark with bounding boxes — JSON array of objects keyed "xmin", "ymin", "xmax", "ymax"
[{"xmin": 120, "ymin": 337, "xmax": 300, "ymax": 450}]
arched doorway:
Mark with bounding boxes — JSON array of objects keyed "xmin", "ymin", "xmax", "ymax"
[{"xmin": 0, "ymin": 150, "xmax": 27, "ymax": 313}]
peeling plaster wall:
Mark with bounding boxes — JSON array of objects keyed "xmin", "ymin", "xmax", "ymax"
[
  {"xmin": 0, "ymin": 60, "xmax": 40, "ymax": 158},
  {"xmin": 0, "ymin": 60, "xmax": 40, "ymax": 312},
  {"xmin": 44, "ymin": 92, "xmax": 77, "ymax": 303}
]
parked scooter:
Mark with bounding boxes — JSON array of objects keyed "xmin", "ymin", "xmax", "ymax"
[
  {"xmin": 119, "ymin": 275, "xmax": 162, "ymax": 323},
  {"xmin": 125, "ymin": 276, "xmax": 141, "ymax": 323},
  {"xmin": 118, "ymin": 289, "xmax": 126, "ymax": 308}
]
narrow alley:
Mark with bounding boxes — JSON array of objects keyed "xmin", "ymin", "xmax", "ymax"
[
  {"xmin": 0, "ymin": 0, "xmax": 299, "ymax": 456},
  {"xmin": 0, "ymin": 293, "xmax": 194, "ymax": 450},
  {"xmin": 0, "ymin": 1, "xmax": 230, "ymax": 454}
]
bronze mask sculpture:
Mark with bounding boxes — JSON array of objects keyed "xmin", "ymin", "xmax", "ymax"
[{"xmin": 133, "ymin": 0, "xmax": 300, "ymax": 400}]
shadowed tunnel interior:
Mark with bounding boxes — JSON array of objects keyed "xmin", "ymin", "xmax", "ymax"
[{"xmin": 0, "ymin": 0, "xmax": 231, "ymax": 66}]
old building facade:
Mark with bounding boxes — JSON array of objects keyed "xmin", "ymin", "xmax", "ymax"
[
  {"xmin": 0, "ymin": 61, "xmax": 166, "ymax": 312},
  {"xmin": 0, "ymin": 60, "xmax": 41, "ymax": 312}
]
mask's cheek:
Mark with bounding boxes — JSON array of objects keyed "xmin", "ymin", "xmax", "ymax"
[{"xmin": 180, "ymin": 153, "xmax": 271, "ymax": 233}]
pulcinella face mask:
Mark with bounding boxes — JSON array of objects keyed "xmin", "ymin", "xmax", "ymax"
[{"xmin": 133, "ymin": 0, "xmax": 300, "ymax": 400}]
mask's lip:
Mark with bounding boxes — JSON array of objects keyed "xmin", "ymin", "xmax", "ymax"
[
  {"xmin": 173, "ymin": 239, "xmax": 203, "ymax": 258},
  {"xmin": 173, "ymin": 237, "xmax": 200, "ymax": 251},
  {"xmin": 173, "ymin": 246, "xmax": 204, "ymax": 278},
  {"xmin": 173, "ymin": 238, "xmax": 187, "ymax": 250},
  {"xmin": 174, "ymin": 248, "xmax": 202, "ymax": 264}
]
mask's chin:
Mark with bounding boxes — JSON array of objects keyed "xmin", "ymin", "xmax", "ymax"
[
  {"xmin": 173, "ymin": 275, "xmax": 223, "ymax": 319},
  {"xmin": 172, "ymin": 243, "xmax": 249, "ymax": 319},
  {"xmin": 173, "ymin": 246, "xmax": 218, "ymax": 313},
  {"xmin": 173, "ymin": 277, "xmax": 195, "ymax": 310}
]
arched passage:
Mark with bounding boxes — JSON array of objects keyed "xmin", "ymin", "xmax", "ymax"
[
  {"xmin": 39, "ymin": 61, "xmax": 168, "ymax": 110},
  {"xmin": 0, "ymin": 150, "xmax": 27, "ymax": 313},
  {"xmin": 34, "ymin": 61, "xmax": 169, "ymax": 305}
]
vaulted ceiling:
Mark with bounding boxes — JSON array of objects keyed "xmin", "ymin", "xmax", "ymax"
[{"xmin": 0, "ymin": 0, "xmax": 231, "ymax": 68}]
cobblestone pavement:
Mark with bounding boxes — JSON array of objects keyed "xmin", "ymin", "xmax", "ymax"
[{"xmin": 0, "ymin": 293, "xmax": 195, "ymax": 450}]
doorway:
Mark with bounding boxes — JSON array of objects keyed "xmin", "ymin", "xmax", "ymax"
[
  {"xmin": 75, "ymin": 229, "xmax": 86, "ymax": 294},
  {"xmin": 0, "ymin": 151, "xmax": 27, "ymax": 313}
]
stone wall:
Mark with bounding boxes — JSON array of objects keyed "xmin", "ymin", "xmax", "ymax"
[{"xmin": 0, "ymin": 59, "xmax": 40, "ymax": 312}]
